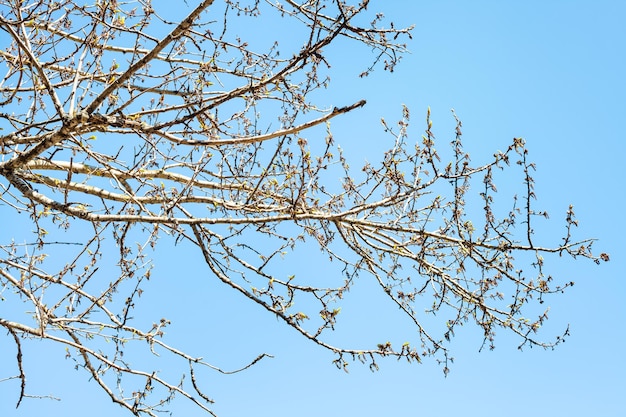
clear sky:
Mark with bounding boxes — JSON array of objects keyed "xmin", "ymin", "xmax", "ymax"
[{"xmin": 2, "ymin": 1, "xmax": 624, "ymax": 416}]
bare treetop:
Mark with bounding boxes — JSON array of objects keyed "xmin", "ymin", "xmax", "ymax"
[{"xmin": 0, "ymin": 1, "xmax": 606, "ymax": 415}]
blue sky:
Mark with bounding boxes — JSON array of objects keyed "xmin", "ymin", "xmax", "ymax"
[{"xmin": 2, "ymin": 1, "xmax": 624, "ymax": 416}]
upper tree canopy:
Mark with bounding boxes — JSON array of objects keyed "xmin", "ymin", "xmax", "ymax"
[{"xmin": 0, "ymin": 1, "xmax": 607, "ymax": 415}]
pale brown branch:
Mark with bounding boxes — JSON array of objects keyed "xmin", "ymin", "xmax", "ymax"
[
  {"xmin": 84, "ymin": 0, "xmax": 216, "ymax": 115},
  {"xmin": 0, "ymin": 15, "xmax": 65, "ymax": 117},
  {"xmin": 150, "ymin": 100, "xmax": 366, "ymax": 146}
]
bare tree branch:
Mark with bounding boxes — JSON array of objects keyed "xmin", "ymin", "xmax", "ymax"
[{"xmin": 0, "ymin": 0, "xmax": 607, "ymax": 415}]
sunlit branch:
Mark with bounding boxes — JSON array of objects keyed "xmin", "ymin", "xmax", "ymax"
[{"xmin": 0, "ymin": 1, "xmax": 606, "ymax": 415}]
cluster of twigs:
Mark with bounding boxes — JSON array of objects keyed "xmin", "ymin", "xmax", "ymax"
[{"xmin": 0, "ymin": 0, "xmax": 605, "ymax": 415}]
